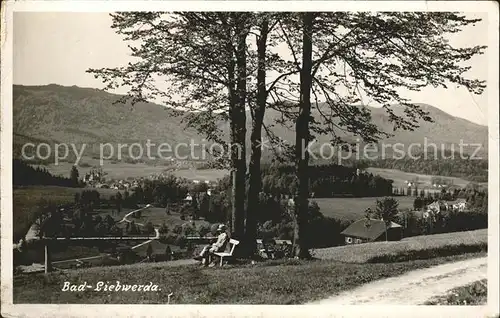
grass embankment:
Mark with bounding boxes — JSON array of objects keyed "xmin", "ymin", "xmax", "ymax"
[
  {"xmin": 13, "ymin": 252, "xmax": 485, "ymax": 304},
  {"xmin": 425, "ymin": 279, "xmax": 487, "ymax": 305},
  {"xmin": 312, "ymin": 229, "xmax": 487, "ymax": 263}
]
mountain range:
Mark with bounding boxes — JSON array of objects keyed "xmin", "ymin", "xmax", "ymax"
[{"xmin": 13, "ymin": 84, "xmax": 489, "ymax": 161}]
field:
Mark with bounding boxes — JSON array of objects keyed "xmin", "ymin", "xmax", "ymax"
[
  {"xmin": 366, "ymin": 167, "xmax": 486, "ymax": 189},
  {"xmin": 312, "ymin": 229, "xmax": 487, "ymax": 263},
  {"xmin": 34, "ymin": 157, "xmax": 228, "ymax": 181},
  {"xmin": 34, "ymin": 158, "xmax": 171, "ymax": 180},
  {"xmin": 32, "ymin": 161, "xmax": 484, "ymax": 192},
  {"xmin": 95, "ymin": 206, "xmax": 212, "ymax": 229},
  {"xmin": 313, "ymin": 196, "xmax": 415, "ymax": 221},
  {"xmin": 13, "ymin": 252, "xmax": 484, "ymax": 304},
  {"xmin": 39, "ymin": 160, "xmax": 486, "ymax": 189},
  {"xmin": 171, "ymin": 168, "xmax": 228, "ymax": 182},
  {"xmin": 139, "ymin": 207, "xmax": 211, "ymax": 229}
]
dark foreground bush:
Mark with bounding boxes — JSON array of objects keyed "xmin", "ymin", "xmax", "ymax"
[
  {"xmin": 425, "ymin": 279, "xmax": 487, "ymax": 305},
  {"xmin": 367, "ymin": 243, "xmax": 487, "ymax": 263}
]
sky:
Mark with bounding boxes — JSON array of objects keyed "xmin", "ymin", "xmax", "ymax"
[{"xmin": 13, "ymin": 12, "xmax": 490, "ymax": 126}]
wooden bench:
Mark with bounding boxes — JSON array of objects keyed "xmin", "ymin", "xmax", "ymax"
[
  {"xmin": 213, "ymin": 238, "xmax": 239, "ymax": 267},
  {"xmin": 256, "ymin": 239, "xmax": 293, "ymax": 259}
]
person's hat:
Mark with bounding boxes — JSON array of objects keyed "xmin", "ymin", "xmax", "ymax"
[{"xmin": 217, "ymin": 224, "xmax": 227, "ymax": 231}]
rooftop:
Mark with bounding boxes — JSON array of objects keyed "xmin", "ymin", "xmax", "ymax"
[{"xmin": 341, "ymin": 218, "xmax": 402, "ymax": 241}]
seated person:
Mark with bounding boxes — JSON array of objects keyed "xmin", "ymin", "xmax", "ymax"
[{"xmin": 196, "ymin": 224, "xmax": 229, "ymax": 266}]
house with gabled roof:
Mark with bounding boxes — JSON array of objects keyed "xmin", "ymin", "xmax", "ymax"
[{"xmin": 341, "ymin": 218, "xmax": 403, "ymax": 244}]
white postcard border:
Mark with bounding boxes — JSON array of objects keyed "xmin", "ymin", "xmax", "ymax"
[{"xmin": 1, "ymin": 1, "xmax": 499, "ymax": 317}]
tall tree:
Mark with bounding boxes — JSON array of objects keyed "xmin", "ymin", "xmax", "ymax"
[
  {"xmin": 293, "ymin": 12, "xmax": 315, "ymax": 259},
  {"xmin": 230, "ymin": 13, "xmax": 250, "ymax": 242},
  {"xmin": 70, "ymin": 165, "xmax": 79, "ymax": 187},
  {"xmin": 245, "ymin": 13, "xmax": 285, "ymax": 255},
  {"xmin": 88, "ymin": 12, "xmax": 251, "ymax": 243},
  {"xmin": 373, "ymin": 197, "xmax": 400, "ymax": 241},
  {"xmin": 276, "ymin": 12, "xmax": 485, "ymax": 258},
  {"xmin": 115, "ymin": 191, "xmax": 122, "ymax": 213}
]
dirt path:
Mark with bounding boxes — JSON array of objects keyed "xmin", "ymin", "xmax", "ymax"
[
  {"xmin": 310, "ymin": 257, "xmax": 487, "ymax": 305},
  {"xmin": 118, "ymin": 205, "xmax": 160, "ymax": 249},
  {"xmin": 118, "ymin": 205, "xmax": 152, "ymax": 226}
]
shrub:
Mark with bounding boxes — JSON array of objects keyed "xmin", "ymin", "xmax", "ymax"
[
  {"xmin": 158, "ymin": 223, "xmax": 169, "ymax": 234},
  {"xmin": 144, "ymin": 222, "xmax": 155, "ymax": 235},
  {"xmin": 159, "ymin": 233, "xmax": 178, "ymax": 245},
  {"xmin": 210, "ymin": 223, "xmax": 219, "ymax": 236},
  {"xmin": 182, "ymin": 223, "xmax": 197, "ymax": 236},
  {"xmin": 172, "ymin": 225, "xmax": 183, "ymax": 235},
  {"xmin": 174, "ymin": 235, "xmax": 187, "ymax": 249},
  {"xmin": 109, "ymin": 225, "xmax": 122, "ymax": 236},
  {"xmin": 198, "ymin": 224, "xmax": 211, "ymax": 237},
  {"xmin": 425, "ymin": 280, "xmax": 487, "ymax": 305}
]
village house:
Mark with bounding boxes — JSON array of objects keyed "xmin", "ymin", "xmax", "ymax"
[
  {"xmin": 426, "ymin": 200, "xmax": 452, "ymax": 213},
  {"xmin": 426, "ymin": 201, "xmax": 442, "ymax": 213},
  {"xmin": 340, "ymin": 218, "xmax": 403, "ymax": 244},
  {"xmin": 184, "ymin": 193, "xmax": 193, "ymax": 202},
  {"xmin": 447, "ymin": 198, "xmax": 467, "ymax": 212}
]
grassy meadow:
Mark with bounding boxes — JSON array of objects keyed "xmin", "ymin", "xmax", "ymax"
[
  {"xmin": 136, "ymin": 207, "xmax": 211, "ymax": 229},
  {"xmin": 312, "ymin": 229, "xmax": 487, "ymax": 263},
  {"xmin": 171, "ymin": 168, "xmax": 228, "ymax": 182},
  {"xmin": 95, "ymin": 206, "xmax": 211, "ymax": 229},
  {"xmin": 365, "ymin": 167, "xmax": 485, "ymax": 189},
  {"xmin": 13, "ymin": 252, "xmax": 484, "ymax": 304},
  {"xmin": 33, "ymin": 157, "xmax": 228, "ymax": 181},
  {"xmin": 312, "ymin": 196, "xmax": 415, "ymax": 221},
  {"xmin": 35, "ymin": 158, "xmax": 484, "ymax": 189},
  {"xmin": 34, "ymin": 160, "xmax": 171, "ymax": 180}
]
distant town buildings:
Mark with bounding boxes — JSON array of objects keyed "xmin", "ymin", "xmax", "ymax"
[
  {"xmin": 83, "ymin": 167, "xmax": 104, "ymax": 185},
  {"xmin": 423, "ymin": 198, "xmax": 468, "ymax": 218}
]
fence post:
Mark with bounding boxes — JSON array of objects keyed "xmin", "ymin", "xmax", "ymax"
[{"xmin": 44, "ymin": 241, "xmax": 52, "ymax": 274}]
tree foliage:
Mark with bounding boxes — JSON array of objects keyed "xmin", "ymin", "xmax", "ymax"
[
  {"xmin": 371, "ymin": 197, "xmax": 399, "ymax": 241},
  {"xmin": 13, "ymin": 159, "xmax": 77, "ymax": 187},
  {"xmin": 88, "ymin": 12, "xmax": 486, "ymax": 259}
]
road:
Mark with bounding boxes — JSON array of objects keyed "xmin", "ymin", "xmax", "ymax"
[{"xmin": 310, "ymin": 257, "xmax": 487, "ymax": 305}]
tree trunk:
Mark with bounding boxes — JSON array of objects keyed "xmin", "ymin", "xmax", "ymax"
[
  {"xmin": 227, "ymin": 27, "xmax": 237, "ymax": 238},
  {"xmin": 246, "ymin": 18, "xmax": 269, "ymax": 257},
  {"xmin": 385, "ymin": 223, "xmax": 388, "ymax": 242},
  {"xmin": 230, "ymin": 14, "xmax": 248, "ymax": 245},
  {"xmin": 293, "ymin": 13, "xmax": 314, "ymax": 259}
]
